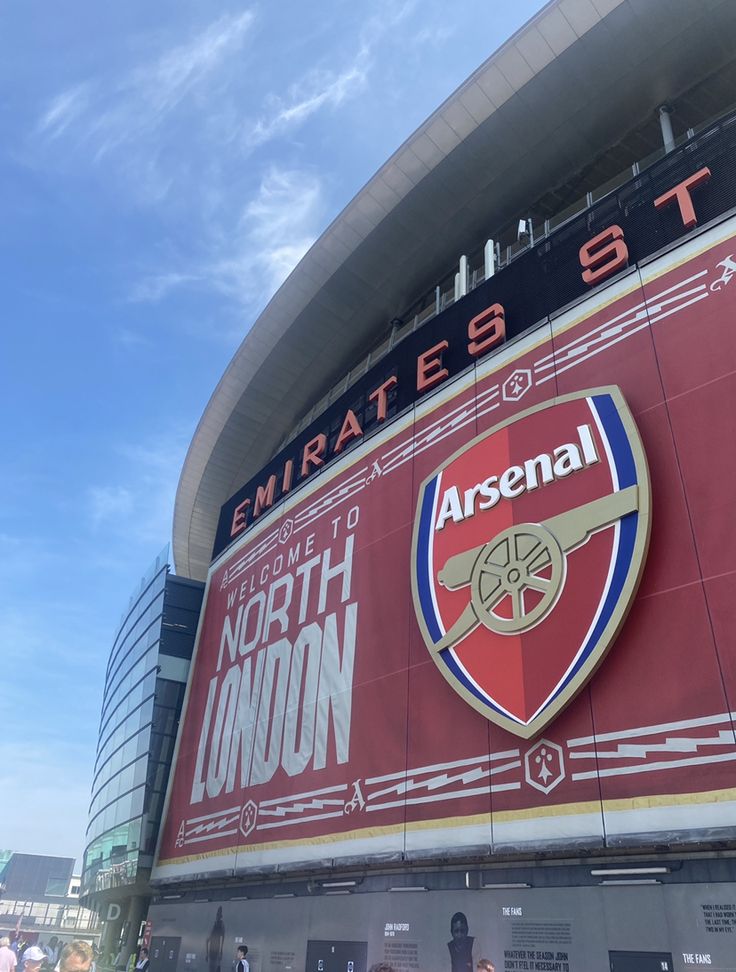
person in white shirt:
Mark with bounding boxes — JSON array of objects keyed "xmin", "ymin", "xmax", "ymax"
[{"xmin": 0, "ymin": 937, "xmax": 17, "ymax": 972}]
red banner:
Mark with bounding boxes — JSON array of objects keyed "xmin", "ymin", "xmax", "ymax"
[{"xmin": 154, "ymin": 218, "xmax": 736, "ymax": 880}]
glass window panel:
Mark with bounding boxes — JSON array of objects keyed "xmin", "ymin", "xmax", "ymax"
[
  {"xmin": 133, "ymin": 756, "xmax": 147, "ymax": 787},
  {"xmin": 130, "ymin": 786, "xmax": 144, "ymax": 819},
  {"xmin": 108, "ymin": 747, "xmax": 121, "ymax": 777},
  {"xmin": 128, "ymin": 818, "xmax": 142, "ymax": 848},
  {"xmin": 121, "ymin": 738, "xmax": 135, "ymax": 766},
  {"xmin": 97, "ymin": 806, "xmax": 107, "ymax": 834},
  {"xmin": 136, "ymin": 726, "xmax": 152, "ymax": 757},
  {"xmin": 118, "ymin": 762, "xmax": 135, "ymax": 793},
  {"xmin": 127, "ymin": 680, "xmax": 143, "ymax": 711},
  {"xmin": 143, "ymin": 669, "xmax": 156, "ymax": 696}
]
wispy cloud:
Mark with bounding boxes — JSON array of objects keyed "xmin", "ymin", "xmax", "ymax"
[
  {"xmin": 37, "ymin": 82, "xmax": 93, "ymax": 139},
  {"xmin": 88, "ymin": 484, "xmax": 135, "ymax": 526},
  {"xmin": 86, "ymin": 430, "xmax": 189, "ymax": 545},
  {"xmin": 36, "ymin": 11, "xmax": 255, "ymax": 168},
  {"xmin": 248, "ymin": 62, "xmax": 368, "ymax": 147},
  {"xmin": 137, "ymin": 11, "xmax": 256, "ymax": 117},
  {"xmin": 245, "ymin": 1, "xmax": 417, "ymax": 148},
  {"xmin": 114, "ymin": 327, "xmax": 153, "ymax": 349},
  {"xmin": 132, "ymin": 165, "xmax": 323, "ymax": 313},
  {"xmin": 129, "ymin": 271, "xmax": 201, "ymax": 304},
  {"xmin": 33, "ymin": 0, "xmax": 426, "ymax": 325},
  {"xmin": 216, "ymin": 166, "xmax": 323, "ymax": 300}
]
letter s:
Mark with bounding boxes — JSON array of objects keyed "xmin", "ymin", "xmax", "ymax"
[{"xmin": 478, "ymin": 476, "xmax": 500, "ymax": 510}]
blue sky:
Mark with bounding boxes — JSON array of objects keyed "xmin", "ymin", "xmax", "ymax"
[{"xmin": 1, "ymin": 0, "xmax": 547, "ymax": 866}]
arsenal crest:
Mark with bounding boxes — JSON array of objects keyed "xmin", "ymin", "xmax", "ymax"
[{"xmin": 411, "ymin": 387, "xmax": 651, "ymax": 738}]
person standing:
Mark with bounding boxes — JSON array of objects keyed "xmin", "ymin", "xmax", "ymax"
[
  {"xmin": 0, "ymin": 937, "xmax": 17, "ymax": 972},
  {"xmin": 134, "ymin": 950, "xmax": 148, "ymax": 972},
  {"xmin": 56, "ymin": 941, "xmax": 94, "ymax": 972},
  {"xmin": 44, "ymin": 940, "xmax": 59, "ymax": 967},
  {"xmin": 20, "ymin": 946, "xmax": 45, "ymax": 972},
  {"xmin": 235, "ymin": 946, "xmax": 249, "ymax": 972}
]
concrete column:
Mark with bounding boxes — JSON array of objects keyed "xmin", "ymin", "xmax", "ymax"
[
  {"xmin": 659, "ymin": 105, "xmax": 675, "ymax": 153},
  {"xmin": 97, "ymin": 901, "xmax": 125, "ymax": 965},
  {"xmin": 484, "ymin": 239, "xmax": 495, "ymax": 279},
  {"xmin": 118, "ymin": 896, "xmax": 148, "ymax": 969},
  {"xmin": 458, "ymin": 255, "xmax": 468, "ymax": 297}
]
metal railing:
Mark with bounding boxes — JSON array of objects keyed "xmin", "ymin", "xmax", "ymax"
[{"xmin": 276, "ymin": 102, "xmax": 736, "ymax": 455}]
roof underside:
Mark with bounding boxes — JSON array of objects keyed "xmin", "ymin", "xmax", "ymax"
[{"xmin": 174, "ymin": 0, "xmax": 736, "ymax": 581}]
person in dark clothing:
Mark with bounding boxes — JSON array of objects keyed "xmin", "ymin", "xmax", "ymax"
[
  {"xmin": 134, "ymin": 950, "xmax": 149, "ymax": 972},
  {"xmin": 447, "ymin": 913, "xmax": 476, "ymax": 972}
]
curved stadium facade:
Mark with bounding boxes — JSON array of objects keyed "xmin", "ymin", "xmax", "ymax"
[{"xmin": 119, "ymin": 1, "xmax": 736, "ymax": 969}]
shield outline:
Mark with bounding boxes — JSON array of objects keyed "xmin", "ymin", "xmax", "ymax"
[{"xmin": 410, "ymin": 385, "xmax": 651, "ymax": 739}]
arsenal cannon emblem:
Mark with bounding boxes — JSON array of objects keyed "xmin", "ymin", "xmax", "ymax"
[{"xmin": 411, "ymin": 387, "xmax": 651, "ymax": 738}]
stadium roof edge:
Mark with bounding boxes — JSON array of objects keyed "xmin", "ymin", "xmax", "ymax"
[{"xmin": 173, "ymin": 0, "xmax": 736, "ymax": 580}]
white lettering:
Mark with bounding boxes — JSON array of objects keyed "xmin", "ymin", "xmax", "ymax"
[
  {"xmin": 263, "ymin": 574, "xmax": 293, "ymax": 643},
  {"xmin": 225, "ymin": 650, "xmax": 265, "ymax": 793},
  {"xmin": 190, "ymin": 539, "xmax": 359, "ymax": 804},
  {"xmin": 249, "ymin": 638, "xmax": 292, "ymax": 785},
  {"xmin": 436, "ymin": 485, "xmax": 463, "ymax": 530},
  {"xmin": 296, "ymin": 555, "xmax": 321, "ymax": 623},
  {"xmin": 499, "ymin": 464, "xmax": 525, "ymax": 498},
  {"xmin": 206, "ymin": 664, "xmax": 240, "ymax": 798},
  {"xmin": 478, "ymin": 476, "xmax": 500, "ymax": 510},
  {"xmin": 281, "ymin": 623, "xmax": 322, "ymax": 777},
  {"xmin": 217, "ymin": 605, "xmax": 243, "ymax": 672},
  {"xmin": 578, "ymin": 423, "xmax": 598, "ymax": 465},
  {"xmin": 318, "ymin": 533, "xmax": 354, "ymax": 613},
  {"xmin": 190, "ymin": 677, "xmax": 218, "ymax": 804},
  {"xmin": 434, "ymin": 424, "xmax": 598, "ymax": 530},
  {"xmin": 463, "ymin": 483, "xmax": 483, "ymax": 518},
  {"xmin": 239, "ymin": 591, "xmax": 266, "ymax": 657},
  {"xmin": 524, "ymin": 453, "xmax": 554, "ymax": 491},
  {"xmin": 314, "ymin": 603, "xmax": 357, "ymax": 769},
  {"xmin": 553, "ymin": 442, "xmax": 583, "ymax": 477}
]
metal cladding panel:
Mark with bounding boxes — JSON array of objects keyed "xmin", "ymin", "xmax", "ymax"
[{"xmin": 153, "ymin": 215, "xmax": 736, "ymax": 881}]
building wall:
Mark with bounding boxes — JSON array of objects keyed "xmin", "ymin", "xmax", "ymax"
[
  {"xmin": 82, "ymin": 551, "xmax": 203, "ymax": 901},
  {"xmin": 1, "ymin": 854, "xmax": 73, "ymax": 898},
  {"xmin": 0, "ymin": 853, "xmax": 98, "ymax": 942},
  {"xmin": 147, "ymin": 877, "xmax": 736, "ymax": 972},
  {"xmin": 153, "ymin": 204, "xmax": 736, "ymax": 884},
  {"xmin": 83, "ymin": 552, "xmax": 171, "ymax": 896}
]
